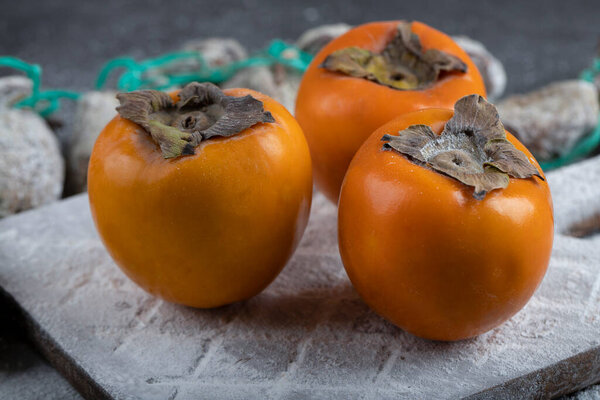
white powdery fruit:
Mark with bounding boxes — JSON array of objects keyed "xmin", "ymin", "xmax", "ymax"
[
  {"xmin": 0, "ymin": 76, "xmax": 33, "ymax": 109},
  {"xmin": 68, "ymin": 91, "xmax": 118, "ymax": 193},
  {"xmin": 497, "ymin": 80, "xmax": 599, "ymax": 161},
  {"xmin": 0, "ymin": 108, "xmax": 64, "ymax": 218},
  {"xmin": 181, "ymin": 37, "xmax": 248, "ymax": 67},
  {"xmin": 223, "ymin": 65, "xmax": 301, "ymax": 112},
  {"xmin": 452, "ymin": 35, "xmax": 507, "ymax": 102},
  {"xmin": 296, "ymin": 23, "xmax": 352, "ymax": 55}
]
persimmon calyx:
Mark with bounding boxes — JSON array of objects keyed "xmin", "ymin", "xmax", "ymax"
[
  {"xmin": 382, "ymin": 95, "xmax": 543, "ymax": 199},
  {"xmin": 116, "ymin": 82, "xmax": 275, "ymax": 159},
  {"xmin": 320, "ymin": 21, "xmax": 467, "ymax": 90}
]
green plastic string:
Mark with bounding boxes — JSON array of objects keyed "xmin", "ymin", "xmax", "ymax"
[
  {"xmin": 0, "ymin": 56, "xmax": 80, "ymax": 116},
  {"xmin": 95, "ymin": 40, "xmax": 314, "ymax": 92},
  {"xmin": 539, "ymin": 57, "xmax": 600, "ymax": 171},
  {"xmin": 1, "ymin": 41, "xmax": 312, "ymax": 117}
]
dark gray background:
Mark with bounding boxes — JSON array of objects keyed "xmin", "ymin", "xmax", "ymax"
[
  {"xmin": 1, "ymin": 0, "xmax": 599, "ymax": 96},
  {"xmin": 0, "ymin": 0, "xmax": 599, "ymax": 398}
]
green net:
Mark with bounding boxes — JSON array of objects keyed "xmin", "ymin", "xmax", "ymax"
[
  {"xmin": 0, "ymin": 56, "xmax": 80, "ymax": 117},
  {"xmin": 95, "ymin": 40, "xmax": 313, "ymax": 91},
  {"xmin": 1, "ymin": 41, "xmax": 313, "ymax": 116}
]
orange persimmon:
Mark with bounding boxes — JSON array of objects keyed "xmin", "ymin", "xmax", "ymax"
[
  {"xmin": 88, "ymin": 82, "xmax": 312, "ymax": 308},
  {"xmin": 338, "ymin": 95, "xmax": 554, "ymax": 341},
  {"xmin": 295, "ymin": 20, "xmax": 486, "ymax": 203}
]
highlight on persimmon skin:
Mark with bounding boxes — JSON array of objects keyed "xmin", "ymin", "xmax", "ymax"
[
  {"xmin": 295, "ymin": 20, "xmax": 486, "ymax": 203},
  {"xmin": 337, "ymin": 103, "xmax": 554, "ymax": 341},
  {"xmin": 88, "ymin": 84, "xmax": 313, "ymax": 308}
]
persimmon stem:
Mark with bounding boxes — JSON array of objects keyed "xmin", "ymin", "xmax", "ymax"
[
  {"xmin": 116, "ymin": 82, "xmax": 275, "ymax": 159},
  {"xmin": 320, "ymin": 21, "xmax": 467, "ymax": 90},
  {"xmin": 382, "ymin": 95, "xmax": 543, "ymax": 199}
]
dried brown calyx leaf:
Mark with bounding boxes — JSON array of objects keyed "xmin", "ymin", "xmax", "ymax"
[
  {"xmin": 381, "ymin": 94, "xmax": 543, "ymax": 199},
  {"xmin": 116, "ymin": 82, "xmax": 275, "ymax": 159},
  {"xmin": 320, "ymin": 21, "xmax": 467, "ymax": 90}
]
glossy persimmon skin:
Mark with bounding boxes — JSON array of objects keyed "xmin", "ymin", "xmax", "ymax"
[
  {"xmin": 338, "ymin": 109, "xmax": 554, "ymax": 341},
  {"xmin": 295, "ymin": 21, "xmax": 486, "ymax": 203},
  {"xmin": 88, "ymin": 89, "xmax": 312, "ymax": 308}
]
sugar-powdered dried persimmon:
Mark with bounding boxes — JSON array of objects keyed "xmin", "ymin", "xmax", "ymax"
[
  {"xmin": 338, "ymin": 95, "xmax": 553, "ymax": 341},
  {"xmin": 295, "ymin": 21, "xmax": 486, "ymax": 203},
  {"xmin": 88, "ymin": 82, "xmax": 312, "ymax": 308}
]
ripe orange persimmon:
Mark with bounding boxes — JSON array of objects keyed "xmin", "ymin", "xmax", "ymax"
[
  {"xmin": 88, "ymin": 82, "xmax": 312, "ymax": 308},
  {"xmin": 295, "ymin": 21, "xmax": 486, "ymax": 203},
  {"xmin": 338, "ymin": 95, "xmax": 554, "ymax": 341}
]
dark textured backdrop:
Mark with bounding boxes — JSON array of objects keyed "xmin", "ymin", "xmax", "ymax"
[
  {"xmin": 1, "ymin": 0, "xmax": 599, "ymax": 96},
  {"xmin": 0, "ymin": 1, "xmax": 599, "ymax": 398}
]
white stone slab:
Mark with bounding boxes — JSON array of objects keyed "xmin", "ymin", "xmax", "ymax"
[{"xmin": 1, "ymin": 156, "xmax": 599, "ymax": 399}]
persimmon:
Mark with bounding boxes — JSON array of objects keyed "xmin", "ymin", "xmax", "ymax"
[
  {"xmin": 338, "ymin": 95, "xmax": 554, "ymax": 341},
  {"xmin": 295, "ymin": 21, "xmax": 486, "ymax": 203},
  {"xmin": 88, "ymin": 82, "xmax": 312, "ymax": 308}
]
